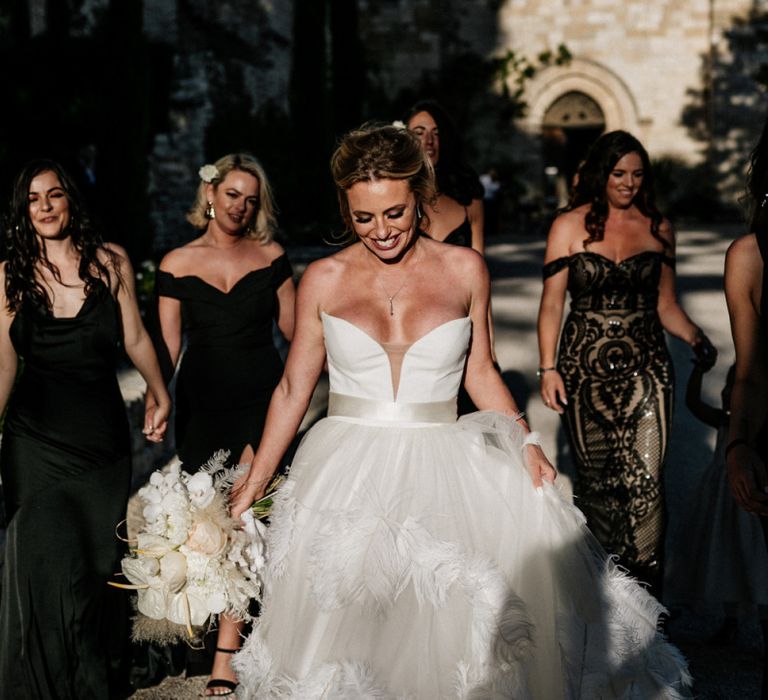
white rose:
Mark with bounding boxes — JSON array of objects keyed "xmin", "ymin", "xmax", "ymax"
[{"xmin": 184, "ymin": 520, "xmax": 228, "ymax": 557}]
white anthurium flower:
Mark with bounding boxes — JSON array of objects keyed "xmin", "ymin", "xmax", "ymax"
[
  {"xmin": 187, "ymin": 472, "xmax": 216, "ymax": 509},
  {"xmin": 136, "ymin": 533, "xmax": 174, "ymax": 558},
  {"xmin": 136, "ymin": 587, "xmax": 171, "ymax": 620},
  {"xmin": 166, "ymin": 590, "xmax": 211, "ymax": 627},
  {"xmin": 121, "ymin": 555, "xmax": 160, "ymax": 586},
  {"xmin": 159, "ymin": 550, "xmax": 188, "ymax": 593}
]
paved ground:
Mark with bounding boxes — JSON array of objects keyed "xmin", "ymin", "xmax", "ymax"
[{"xmin": 2, "ymin": 225, "xmax": 759, "ymax": 698}]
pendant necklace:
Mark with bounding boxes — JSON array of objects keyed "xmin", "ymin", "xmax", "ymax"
[{"xmin": 377, "ymin": 276, "xmax": 407, "ymax": 316}]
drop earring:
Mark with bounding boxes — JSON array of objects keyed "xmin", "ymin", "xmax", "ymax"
[{"xmin": 205, "ymin": 201, "xmax": 215, "ymax": 219}]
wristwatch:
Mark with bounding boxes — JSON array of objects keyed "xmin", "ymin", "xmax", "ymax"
[{"xmin": 536, "ymin": 366, "xmax": 556, "ymax": 378}]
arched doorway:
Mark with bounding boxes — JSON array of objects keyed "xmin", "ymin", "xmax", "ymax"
[{"xmin": 541, "ymin": 91, "xmax": 605, "ymax": 205}]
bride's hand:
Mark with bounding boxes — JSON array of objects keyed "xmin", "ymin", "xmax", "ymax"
[
  {"xmin": 525, "ymin": 444, "xmax": 557, "ymax": 488},
  {"xmin": 229, "ymin": 472, "xmax": 267, "ymax": 520}
]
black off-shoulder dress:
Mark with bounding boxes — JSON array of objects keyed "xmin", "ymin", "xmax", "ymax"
[
  {"xmin": 156, "ymin": 254, "xmax": 292, "ymax": 471},
  {"xmin": 543, "ymin": 250, "xmax": 674, "ymax": 593}
]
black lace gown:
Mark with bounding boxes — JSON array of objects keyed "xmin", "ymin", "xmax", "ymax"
[
  {"xmin": 156, "ymin": 254, "xmax": 292, "ymax": 471},
  {"xmin": 543, "ymin": 250, "xmax": 674, "ymax": 591},
  {"xmin": 0, "ymin": 283, "xmax": 131, "ymax": 699}
]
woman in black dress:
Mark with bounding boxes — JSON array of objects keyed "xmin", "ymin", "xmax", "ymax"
[
  {"xmin": 404, "ymin": 101, "xmax": 485, "ymax": 252},
  {"xmin": 537, "ymin": 131, "xmax": 715, "ymax": 597},
  {"xmin": 0, "ymin": 159, "xmax": 170, "ymax": 698},
  {"xmin": 154, "ymin": 153, "xmax": 295, "ymax": 695},
  {"xmin": 725, "ymin": 116, "xmax": 768, "ymax": 697}
]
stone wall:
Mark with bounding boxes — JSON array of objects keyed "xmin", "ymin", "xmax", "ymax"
[
  {"xmin": 357, "ymin": 0, "xmax": 768, "ymax": 206},
  {"xmin": 144, "ymin": 0, "xmax": 295, "ymax": 253}
]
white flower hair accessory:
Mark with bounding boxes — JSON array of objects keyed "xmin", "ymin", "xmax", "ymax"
[
  {"xmin": 391, "ymin": 120, "xmax": 406, "ymax": 130},
  {"xmin": 198, "ymin": 164, "xmax": 220, "ymax": 183}
]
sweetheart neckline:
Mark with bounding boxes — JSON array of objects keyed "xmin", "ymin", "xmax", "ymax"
[
  {"xmin": 321, "ymin": 313, "xmax": 470, "ymax": 402},
  {"xmin": 321, "ymin": 313, "xmax": 470, "ymax": 355},
  {"xmin": 157, "ymin": 254, "xmax": 285, "ymax": 295}
]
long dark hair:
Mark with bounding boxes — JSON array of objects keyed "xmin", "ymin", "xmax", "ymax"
[
  {"xmin": 3, "ymin": 159, "xmax": 119, "ymax": 313},
  {"xmin": 403, "ymin": 100, "xmax": 483, "ymax": 206},
  {"xmin": 746, "ymin": 118, "xmax": 768, "ymax": 240},
  {"xmin": 563, "ymin": 130, "xmax": 667, "ymax": 249}
]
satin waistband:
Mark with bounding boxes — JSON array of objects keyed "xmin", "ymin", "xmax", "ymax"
[{"xmin": 327, "ymin": 392, "xmax": 457, "ymax": 424}]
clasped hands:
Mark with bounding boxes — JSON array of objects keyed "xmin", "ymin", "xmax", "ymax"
[{"xmin": 143, "ymin": 392, "xmax": 171, "ymax": 443}]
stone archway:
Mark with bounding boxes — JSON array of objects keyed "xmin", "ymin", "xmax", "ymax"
[
  {"xmin": 517, "ymin": 58, "xmax": 642, "ymax": 206},
  {"xmin": 541, "ymin": 91, "xmax": 606, "ymax": 203},
  {"xmin": 523, "ymin": 58, "xmax": 641, "ymax": 134}
]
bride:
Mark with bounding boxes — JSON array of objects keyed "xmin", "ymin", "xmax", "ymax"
[{"xmin": 229, "ymin": 124, "xmax": 691, "ymax": 698}]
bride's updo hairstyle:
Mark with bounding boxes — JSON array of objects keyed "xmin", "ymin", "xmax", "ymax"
[{"xmin": 330, "ymin": 123, "xmax": 436, "ymax": 234}]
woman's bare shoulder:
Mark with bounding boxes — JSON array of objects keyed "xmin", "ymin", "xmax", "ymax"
[
  {"xmin": 727, "ymin": 232, "xmax": 760, "ymax": 261},
  {"xmin": 158, "ymin": 241, "xmax": 205, "ymax": 274}
]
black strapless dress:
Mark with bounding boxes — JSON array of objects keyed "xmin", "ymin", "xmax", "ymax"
[
  {"xmin": 156, "ymin": 254, "xmax": 292, "ymax": 471},
  {"xmin": 543, "ymin": 251, "xmax": 674, "ymax": 593},
  {"xmin": 0, "ymin": 282, "xmax": 131, "ymax": 699}
]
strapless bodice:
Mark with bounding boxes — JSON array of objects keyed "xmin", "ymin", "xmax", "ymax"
[{"xmin": 321, "ymin": 313, "xmax": 471, "ymax": 404}]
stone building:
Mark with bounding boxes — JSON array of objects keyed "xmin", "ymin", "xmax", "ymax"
[
  {"xmin": 7, "ymin": 0, "xmax": 768, "ymax": 252},
  {"xmin": 359, "ymin": 0, "xmax": 768, "ymax": 211}
]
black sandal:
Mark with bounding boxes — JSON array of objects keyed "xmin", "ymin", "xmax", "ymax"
[{"xmin": 204, "ymin": 647, "xmax": 239, "ymax": 697}]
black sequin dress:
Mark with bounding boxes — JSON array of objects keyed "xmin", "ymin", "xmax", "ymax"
[{"xmin": 543, "ymin": 250, "xmax": 674, "ymax": 590}]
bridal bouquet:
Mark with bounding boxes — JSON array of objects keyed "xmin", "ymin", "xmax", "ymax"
[{"xmin": 111, "ymin": 451, "xmax": 277, "ymax": 644}]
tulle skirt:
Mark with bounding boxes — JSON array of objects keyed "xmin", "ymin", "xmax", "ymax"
[{"xmin": 234, "ymin": 411, "xmax": 691, "ymax": 699}]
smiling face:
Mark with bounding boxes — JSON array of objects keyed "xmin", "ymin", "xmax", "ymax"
[
  {"xmin": 407, "ymin": 110, "xmax": 439, "ymax": 165},
  {"xmin": 605, "ymin": 151, "xmax": 644, "ymax": 209},
  {"xmin": 347, "ymin": 178, "xmax": 418, "ymax": 261},
  {"xmin": 28, "ymin": 170, "xmax": 71, "ymax": 239},
  {"xmin": 206, "ymin": 169, "xmax": 260, "ymax": 235}
]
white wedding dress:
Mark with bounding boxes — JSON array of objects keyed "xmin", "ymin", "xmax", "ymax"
[{"xmin": 234, "ymin": 313, "xmax": 691, "ymax": 699}]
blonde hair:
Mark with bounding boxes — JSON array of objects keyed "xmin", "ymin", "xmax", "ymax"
[
  {"xmin": 330, "ymin": 124, "xmax": 436, "ymax": 233},
  {"xmin": 186, "ymin": 153, "xmax": 277, "ymax": 242}
]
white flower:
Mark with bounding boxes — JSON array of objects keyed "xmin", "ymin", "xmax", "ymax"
[
  {"xmin": 159, "ymin": 550, "xmax": 188, "ymax": 593},
  {"xmin": 392, "ymin": 120, "xmax": 406, "ymax": 129},
  {"xmin": 142, "ymin": 502, "xmax": 163, "ymax": 523},
  {"xmin": 199, "ymin": 164, "xmax": 220, "ymax": 183},
  {"xmin": 187, "ymin": 472, "xmax": 216, "ymax": 509},
  {"xmin": 184, "ymin": 520, "xmax": 228, "ymax": 557},
  {"xmin": 136, "ymin": 533, "xmax": 174, "ymax": 558}
]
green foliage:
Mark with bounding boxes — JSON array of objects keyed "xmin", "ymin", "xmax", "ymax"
[{"xmin": 494, "ymin": 44, "xmax": 572, "ymax": 114}]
